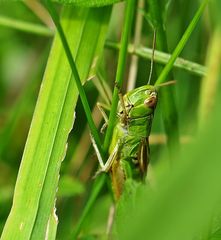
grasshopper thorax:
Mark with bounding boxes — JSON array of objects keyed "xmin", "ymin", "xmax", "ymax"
[{"xmin": 118, "ymin": 85, "xmax": 157, "ymax": 124}]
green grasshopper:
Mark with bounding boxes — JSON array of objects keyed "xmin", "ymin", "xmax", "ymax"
[
  {"xmin": 92, "ymin": 80, "xmax": 175, "ymax": 200},
  {"xmin": 92, "ymin": 31, "xmax": 174, "ymax": 200},
  {"xmin": 92, "ymin": 84, "xmax": 158, "ymax": 200},
  {"xmin": 109, "ymin": 85, "xmax": 157, "ymax": 199}
]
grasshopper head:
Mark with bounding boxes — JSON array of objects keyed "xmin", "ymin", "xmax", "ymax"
[{"xmin": 119, "ymin": 85, "xmax": 157, "ymax": 119}]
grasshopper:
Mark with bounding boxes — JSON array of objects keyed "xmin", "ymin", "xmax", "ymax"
[
  {"xmin": 92, "ymin": 31, "xmax": 174, "ymax": 200},
  {"xmin": 92, "ymin": 80, "xmax": 176, "ymax": 200},
  {"xmin": 92, "ymin": 84, "xmax": 158, "ymax": 200}
]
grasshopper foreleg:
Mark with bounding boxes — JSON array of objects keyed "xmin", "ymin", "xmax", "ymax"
[
  {"xmin": 97, "ymin": 102, "xmax": 110, "ymax": 133},
  {"xmin": 90, "ymin": 133, "xmax": 119, "ymax": 177},
  {"xmin": 115, "ymin": 83, "xmax": 128, "ymax": 125},
  {"xmin": 90, "ymin": 133, "xmax": 105, "ymax": 169}
]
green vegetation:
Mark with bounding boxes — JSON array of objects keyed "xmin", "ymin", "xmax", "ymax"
[{"xmin": 0, "ymin": 0, "xmax": 221, "ymax": 239}]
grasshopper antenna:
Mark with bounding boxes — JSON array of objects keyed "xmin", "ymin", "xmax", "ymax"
[
  {"xmin": 155, "ymin": 80, "xmax": 177, "ymax": 90},
  {"xmin": 148, "ymin": 29, "xmax": 156, "ymax": 85}
]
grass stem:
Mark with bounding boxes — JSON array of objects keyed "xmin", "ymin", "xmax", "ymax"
[
  {"xmin": 0, "ymin": 15, "xmax": 54, "ymax": 36},
  {"xmin": 103, "ymin": 0, "xmax": 136, "ymax": 153},
  {"xmin": 105, "ymin": 40, "xmax": 207, "ymax": 77}
]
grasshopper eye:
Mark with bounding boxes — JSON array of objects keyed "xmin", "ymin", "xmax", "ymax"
[
  {"xmin": 144, "ymin": 94, "xmax": 157, "ymax": 108},
  {"xmin": 145, "ymin": 90, "xmax": 151, "ymax": 95}
]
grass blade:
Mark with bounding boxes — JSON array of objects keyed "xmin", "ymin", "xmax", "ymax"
[
  {"xmin": 105, "ymin": 41, "xmax": 207, "ymax": 77},
  {"xmin": 146, "ymin": 0, "xmax": 180, "ymax": 159},
  {"xmin": 72, "ymin": 1, "xmax": 136, "ymax": 238},
  {"xmin": 0, "ymin": 15, "xmax": 53, "ymax": 37},
  {"xmin": 117, "ymin": 95, "xmax": 221, "ymax": 240},
  {"xmin": 103, "ymin": 0, "xmax": 136, "ymax": 152},
  {"xmin": 198, "ymin": 29, "xmax": 221, "ymax": 129},
  {"xmin": 51, "ymin": 0, "xmax": 122, "ymax": 7},
  {"xmin": 1, "ymin": 6, "xmax": 110, "ymax": 240},
  {"xmin": 155, "ymin": 0, "xmax": 209, "ymax": 85},
  {"xmin": 44, "ymin": 0, "xmax": 105, "ymax": 159}
]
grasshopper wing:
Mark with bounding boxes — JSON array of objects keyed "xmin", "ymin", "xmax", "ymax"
[{"xmin": 138, "ymin": 138, "xmax": 150, "ymax": 180}]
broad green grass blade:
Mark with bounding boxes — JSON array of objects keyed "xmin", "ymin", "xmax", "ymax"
[
  {"xmin": 45, "ymin": 212, "xmax": 58, "ymax": 240},
  {"xmin": 1, "ymin": 7, "xmax": 110, "ymax": 240},
  {"xmin": 44, "ymin": 0, "xmax": 104, "ymax": 158}
]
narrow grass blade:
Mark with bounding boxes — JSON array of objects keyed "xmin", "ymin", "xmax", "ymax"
[
  {"xmin": 148, "ymin": 0, "xmax": 180, "ymax": 158},
  {"xmin": 198, "ymin": 29, "xmax": 221, "ymax": 129},
  {"xmin": 155, "ymin": 0, "xmax": 209, "ymax": 85},
  {"xmin": 103, "ymin": 0, "xmax": 136, "ymax": 152},
  {"xmin": 72, "ymin": 1, "xmax": 136, "ymax": 238},
  {"xmin": 149, "ymin": 0, "xmax": 209, "ymax": 159},
  {"xmin": 51, "ymin": 0, "xmax": 122, "ymax": 7},
  {"xmin": 0, "ymin": 15, "xmax": 53, "ymax": 37},
  {"xmin": 105, "ymin": 41, "xmax": 207, "ymax": 77}
]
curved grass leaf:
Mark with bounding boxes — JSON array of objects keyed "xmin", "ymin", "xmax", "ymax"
[
  {"xmin": 52, "ymin": 0, "xmax": 123, "ymax": 7},
  {"xmin": 1, "ymin": 6, "xmax": 110, "ymax": 240}
]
